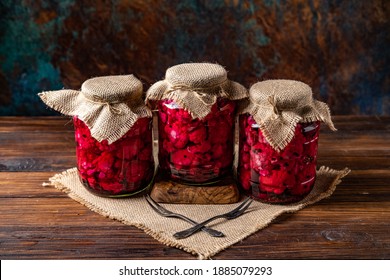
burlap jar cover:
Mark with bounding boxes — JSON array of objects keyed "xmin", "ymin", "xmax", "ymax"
[
  {"xmin": 38, "ymin": 75, "xmax": 152, "ymax": 144},
  {"xmin": 145, "ymin": 62, "xmax": 248, "ymax": 118},
  {"xmin": 240, "ymin": 79, "xmax": 336, "ymax": 151}
]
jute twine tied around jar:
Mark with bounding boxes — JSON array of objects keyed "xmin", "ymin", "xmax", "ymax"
[
  {"xmin": 240, "ymin": 79, "xmax": 336, "ymax": 151},
  {"xmin": 38, "ymin": 75, "xmax": 152, "ymax": 144},
  {"xmin": 146, "ymin": 63, "xmax": 248, "ymax": 119}
]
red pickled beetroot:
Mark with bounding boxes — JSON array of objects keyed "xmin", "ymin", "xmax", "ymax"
[
  {"xmin": 192, "ymin": 152, "xmax": 212, "ymax": 166},
  {"xmin": 158, "ymin": 98, "xmax": 236, "ymax": 184},
  {"xmin": 188, "ymin": 125, "xmax": 207, "ymax": 144},
  {"xmin": 211, "ymin": 143, "xmax": 225, "ymax": 159},
  {"xmin": 208, "ymin": 121, "xmax": 231, "ymax": 144},
  {"xmin": 170, "ymin": 149, "xmax": 194, "ymax": 166},
  {"xmin": 187, "ymin": 141, "xmax": 211, "ymax": 154},
  {"xmin": 74, "ymin": 116, "xmax": 154, "ymax": 196},
  {"xmin": 238, "ymin": 114, "xmax": 320, "ymax": 203},
  {"xmin": 138, "ymin": 146, "xmax": 153, "ymax": 161},
  {"xmin": 96, "ymin": 152, "xmax": 115, "ymax": 173},
  {"xmin": 165, "ymin": 123, "xmax": 189, "ymax": 149}
]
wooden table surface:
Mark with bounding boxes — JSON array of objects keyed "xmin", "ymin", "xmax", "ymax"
[{"xmin": 0, "ymin": 116, "xmax": 389, "ymax": 259}]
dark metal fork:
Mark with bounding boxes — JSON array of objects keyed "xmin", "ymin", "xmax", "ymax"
[
  {"xmin": 144, "ymin": 194, "xmax": 225, "ymax": 237},
  {"xmin": 173, "ymin": 197, "xmax": 253, "ymax": 239}
]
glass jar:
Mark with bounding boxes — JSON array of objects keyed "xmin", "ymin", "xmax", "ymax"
[
  {"xmin": 238, "ymin": 113, "xmax": 320, "ymax": 203},
  {"xmin": 157, "ymin": 98, "xmax": 236, "ymax": 184},
  {"xmin": 74, "ymin": 116, "xmax": 154, "ymax": 197}
]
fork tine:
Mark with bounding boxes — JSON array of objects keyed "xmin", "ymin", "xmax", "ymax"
[
  {"xmin": 145, "ymin": 195, "xmax": 160, "ymax": 212},
  {"xmin": 146, "ymin": 194, "xmax": 173, "ymax": 214},
  {"xmin": 240, "ymin": 197, "xmax": 253, "ymax": 210},
  {"xmin": 145, "ymin": 194, "xmax": 157, "ymax": 206},
  {"xmin": 145, "ymin": 195, "xmax": 169, "ymax": 214},
  {"xmin": 145, "ymin": 193, "xmax": 155, "ymax": 204},
  {"xmin": 225, "ymin": 198, "xmax": 252, "ymax": 219},
  {"xmin": 228, "ymin": 196, "xmax": 251, "ymax": 213},
  {"xmin": 145, "ymin": 194, "xmax": 168, "ymax": 214},
  {"xmin": 145, "ymin": 194, "xmax": 155, "ymax": 206},
  {"xmin": 145, "ymin": 194, "xmax": 161, "ymax": 209},
  {"xmin": 239, "ymin": 196, "xmax": 251, "ymax": 206},
  {"xmin": 232, "ymin": 198, "xmax": 253, "ymax": 217}
]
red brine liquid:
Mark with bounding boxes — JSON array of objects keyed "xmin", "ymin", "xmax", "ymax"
[
  {"xmin": 238, "ymin": 114, "xmax": 320, "ymax": 203},
  {"xmin": 158, "ymin": 98, "xmax": 236, "ymax": 184},
  {"xmin": 74, "ymin": 116, "xmax": 154, "ymax": 197}
]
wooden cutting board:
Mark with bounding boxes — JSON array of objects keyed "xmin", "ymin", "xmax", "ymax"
[{"xmin": 149, "ymin": 174, "xmax": 241, "ymax": 204}]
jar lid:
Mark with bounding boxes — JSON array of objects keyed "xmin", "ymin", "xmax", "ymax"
[
  {"xmin": 38, "ymin": 75, "xmax": 152, "ymax": 144},
  {"xmin": 146, "ymin": 63, "xmax": 248, "ymax": 119},
  {"xmin": 240, "ymin": 79, "xmax": 336, "ymax": 151},
  {"xmin": 81, "ymin": 75, "xmax": 144, "ymax": 104}
]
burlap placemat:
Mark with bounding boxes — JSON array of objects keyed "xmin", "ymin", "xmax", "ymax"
[{"xmin": 44, "ymin": 166, "xmax": 350, "ymax": 259}]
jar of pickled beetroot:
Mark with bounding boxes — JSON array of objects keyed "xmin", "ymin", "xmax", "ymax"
[
  {"xmin": 146, "ymin": 63, "xmax": 248, "ymax": 184},
  {"xmin": 238, "ymin": 80, "xmax": 336, "ymax": 203},
  {"xmin": 39, "ymin": 75, "xmax": 154, "ymax": 197}
]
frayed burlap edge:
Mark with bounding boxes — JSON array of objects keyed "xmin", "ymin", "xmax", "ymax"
[{"xmin": 43, "ymin": 166, "xmax": 350, "ymax": 260}]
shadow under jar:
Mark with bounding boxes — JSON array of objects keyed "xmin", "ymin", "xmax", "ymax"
[
  {"xmin": 74, "ymin": 116, "xmax": 154, "ymax": 197},
  {"xmin": 157, "ymin": 98, "xmax": 236, "ymax": 184},
  {"xmin": 238, "ymin": 114, "xmax": 320, "ymax": 203}
]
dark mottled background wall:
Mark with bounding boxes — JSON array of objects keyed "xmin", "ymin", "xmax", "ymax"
[{"xmin": 0, "ymin": 0, "xmax": 389, "ymax": 116}]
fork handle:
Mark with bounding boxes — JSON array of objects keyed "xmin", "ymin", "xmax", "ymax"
[
  {"xmin": 174, "ymin": 214, "xmax": 224, "ymax": 239},
  {"xmin": 200, "ymin": 227, "xmax": 224, "ymax": 237}
]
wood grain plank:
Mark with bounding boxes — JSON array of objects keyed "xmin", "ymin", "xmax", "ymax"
[
  {"xmin": 0, "ymin": 198, "xmax": 388, "ymax": 259},
  {"xmin": 0, "ymin": 116, "xmax": 73, "ymax": 132}
]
